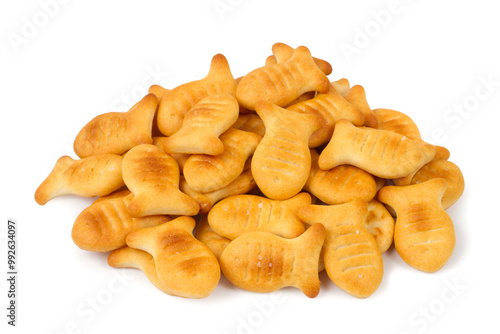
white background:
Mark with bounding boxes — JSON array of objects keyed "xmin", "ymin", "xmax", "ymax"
[{"xmin": 1, "ymin": 0, "xmax": 499, "ymax": 333}]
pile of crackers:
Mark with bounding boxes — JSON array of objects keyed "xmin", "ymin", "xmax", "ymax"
[{"xmin": 35, "ymin": 43, "xmax": 464, "ymax": 299}]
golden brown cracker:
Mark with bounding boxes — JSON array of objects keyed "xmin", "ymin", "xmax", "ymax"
[
  {"xmin": 194, "ymin": 215, "xmax": 231, "ymax": 261},
  {"xmin": 35, "ymin": 154, "xmax": 125, "ymax": 205},
  {"xmin": 126, "ymin": 216, "xmax": 220, "ymax": 298},
  {"xmin": 271, "ymin": 42, "xmax": 332, "ymax": 75},
  {"xmin": 298, "ymin": 200, "xmax": 383, "ymax": 298},
  {"xmin": 319, "ymin": 119, "xmax": 424, "ymax": 179},
  {"xmin": 287, "ymin": 83, "xmax": 365, "ymax": 147},
  {"xmin": 72, "ymin": 190, "xmax": 170, "ymax": 252},
  {"xmin": 236, "ymin": 46, "xmax": 330, "ymax": 110},
  {"xmin": 220, "ymin": 223, "xmax": 326, "ymax": 298},
  {"xmin": 74, "ymin": 94, "xmax": 157, "ymax": 158},
  {"xmin": 251, "ymin": 101, "xmax": 321, "ymax": 200},
  {"xmin": 365, "ymin": 199, "xmax": 395, "ymax": 253},
  {"xmin": 304, "ymin": 149, "xmax": 377, "ymax": 204},
  {"xmin": 122, "ymin": 144, "xmax": 199, "ymax": 217},
  {"xmin": 410, "ymin": 160, "xmax": 464, "ymax": 209},
  {"xmin": 157, "ymin": 54, "xmax": 237, "ymax": 136},
  {"xmin": 180, "ymin": 169, "xmax": 257, "ymax": 214},
  {"xmin": 208, "ymin": 193, "xmax": 310, "ymax": 239},
  {"xmin": 342, "ymin": 85, "xmax": 378, "ymax": 128},
  {"xmin": 108, "ymin": 246, "xmax": 174, "ymax": 295},
  {"xmin": 183, "ymin": 128, "xmax": 261, "ymax": 192},
  {"xmin": 162, "ymin": 93, "xmax": 239, "ymax": 155},
  {"xmin": 377, "ymin": 178, "xmax": 456, "ymax": 273}
]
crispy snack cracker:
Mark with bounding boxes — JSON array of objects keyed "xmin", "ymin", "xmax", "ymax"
[
  {"xmin": 183, "ymin": 128, "xmax": 261, "ymax": 192},
  {"xmin": 410, "ymin": 160, "xmax": 464, "ymax": 209},
  {"xmin": 304, "ymin": 149, "xmax": 377, "ymax": 204},
  {"xmin": 180, "ymin": 169, "xmax": 256, "ymax": 214},
  {"xmin": 377, "ymin": 178, "xmax": 456, "ymax": 273},
  {"xmin": 236, "ymin": 46, "xmax": 330, "ymax": 110},
  {"xmin": 208, "ymin": 193, "xmax": 310, "ymax": 239},
  {"xmin": 252, "ymin": 101, "xmax": 321, "ymax": 200},
  {"xmin": 299, "ymin": 200, "xmax": 383, "ymax": 298},
  {"xmin": 157, "ymin": 54, "xmax": 237, "ymax": 136},
  {"xmin": 74, "ymin": 94, "xmax": 158, "ymax": 158},
  {"xmin": 220, "ymin": 223, "xmax": 326, "ymax": 298},
  {"xmin": 35, "ymin": 154, "xmax": 125, "ymax": 205},
  {"xmin": 194, "ymin": 215, "xmax": 231, "ymax": 261},
  {"xmin": 319, "ymin": 119, "xmax": 424, "ymax": 179},
  {"xmin": 72, "ymin": 190, "xmax": 171, "ymax": 252},
  {"xmin": 287, "ymin": 83, "xmax": 365, "ymax": 147},
  {"xmin": 271, "ymin": 42, "xmax": 332, "ymax": 75},
  {"xmin": 122, "ymin": 144, "xmax": 199, "ymax": 217},
  {"xmin": 163, "ymin": 93, "xmax": 239, "ymax": 155},
  {"xmin": 126, "ymin": 216, "xmax": 220, "ymax": 298}
]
